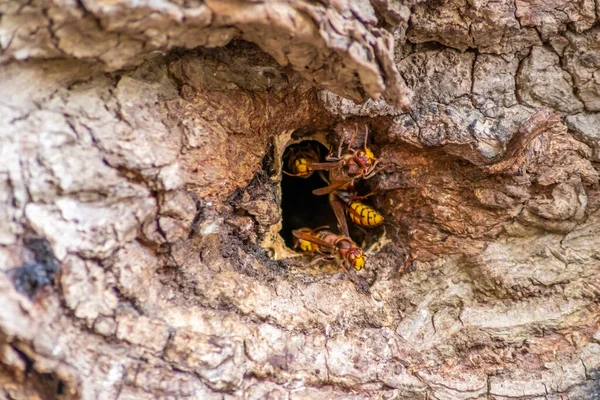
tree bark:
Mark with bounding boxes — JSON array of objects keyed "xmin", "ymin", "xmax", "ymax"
[{"xmin": 1, "ymin": 0, "xmax": 600, "ymax": 399}]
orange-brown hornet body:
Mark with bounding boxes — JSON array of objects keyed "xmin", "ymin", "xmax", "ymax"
[
  {"xmin": 284, "ymin": 144, "xmax": 321, "ymax": 178},
  {"xmin": 331, "ymin": 190, "xmax": 384, "ymax": 237},
  {"xmin": 311, "ymin": 126, "xmax": 380, "ymax": 196},
  {"xmin": 292, "ymin": 227, "xmax": 365, "ymax": 271}
]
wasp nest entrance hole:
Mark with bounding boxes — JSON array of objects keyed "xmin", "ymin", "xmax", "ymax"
[{"xmin": 274, "ymin": 135, "xmax": 386, "ymax": 261}]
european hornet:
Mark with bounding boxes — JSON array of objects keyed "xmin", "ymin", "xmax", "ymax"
[
  {"xmin": 311, "ymin": 125, "xmax": 380, "ymax": 196},
  {"xmin": 330, "ymin": 189, "xmax": 384, "ymax": 238},
  {"xmin": 283, "ymin": 142, "xmax": 321, "ymax": 178},
  {"xmin": 316, "ymin": 168, "xmax": 384, "ymax": 237},
  {"xmin": 292, "ymin": 227, "xmax": 365, "ymax": 272}
]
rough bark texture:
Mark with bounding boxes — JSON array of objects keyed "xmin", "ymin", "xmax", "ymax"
[{"xmin": 1, "ymin": 0, "xmax": 600, "ymax": 399}]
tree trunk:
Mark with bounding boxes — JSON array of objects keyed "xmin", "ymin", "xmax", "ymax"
[{"xmin": 1, "ymin": 0, "xmax": 599, "ymax": 399}]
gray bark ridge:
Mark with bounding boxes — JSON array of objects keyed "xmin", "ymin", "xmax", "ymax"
[{"xmin": 0, "ymin": 0, "xmax": 413, "ymax": 111}]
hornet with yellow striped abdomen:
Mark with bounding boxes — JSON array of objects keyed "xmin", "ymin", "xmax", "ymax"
[
  {"xmin": 283, "ymin": 143, "xmax": 321, "ymax": 178},
  {"xmin": 292, "ymin": 227, "xmax": 365, "ymax": 272},
  {"xmin": 314, "ymin": 165, "xmax": 384, "ymax": 238},
  {"xmin": 310, "ymin": 125, "xmax": 381, "ymax": 196},
  {"xmin": 336, "ymin": 190, "xmax": 383, "ymax": 229}
]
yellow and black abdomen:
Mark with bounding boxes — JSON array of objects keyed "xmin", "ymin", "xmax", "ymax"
[
  {"xmin": 292, "ymin": 157, "xmax": 311, "ymax": 177},
  {"xmin": 296, "ymin": 238, "xmax": 316, "ymax": 253},
  {"xmin": 347, "ymin": 202, "xmax": 383, "ymax": 228}
]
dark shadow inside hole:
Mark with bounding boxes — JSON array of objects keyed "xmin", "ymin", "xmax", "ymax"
[
  {"xmin": 280, "ymin": 140, "xmax": 382, "ymax": 250},
  {"xmin": 280, "ymin": 141, "xmax": 337, "ymax": 248}
]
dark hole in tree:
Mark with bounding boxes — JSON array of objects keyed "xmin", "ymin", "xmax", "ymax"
[
  {"xmin": 280, "ymin": 140, "xmax": 381, "ymax": 250},
  {"xmin": 280, "ymin": 141, "xmax": 335, "ymax": 248}
]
